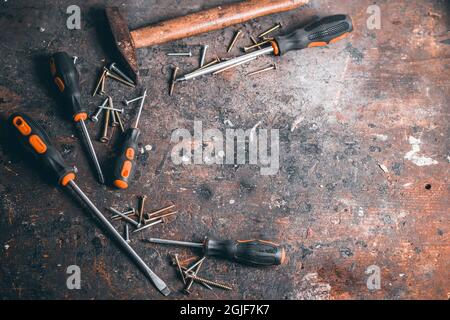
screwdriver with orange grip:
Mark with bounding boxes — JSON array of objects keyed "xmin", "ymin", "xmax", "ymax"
[
  {"xmin": 143, "ymin": 237, "xmax": 286, "ymax": 266},
  {"xmin": 176, "ymin": 14, "xmax": 354, "ymax": 81},
  {"xmin": 8, "ymin": 112, "xmax": 170, "ymax": 296},
  {"xmin": 49, "ymin": 52, "xmax": 105, "ymax": 184},
  {"xmin": 112, "ymin": 89, "xmax": 147, "ymax": 189}
]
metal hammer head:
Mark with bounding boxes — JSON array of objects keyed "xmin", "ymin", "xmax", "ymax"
[{"xmin": 105, "ymin": 7, "xmax": 139, "ymax": 83}]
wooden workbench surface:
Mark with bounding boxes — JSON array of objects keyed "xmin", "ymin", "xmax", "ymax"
[{"xmin": 0, "ymin": 0, "xmax": 448, "ymax": 299}]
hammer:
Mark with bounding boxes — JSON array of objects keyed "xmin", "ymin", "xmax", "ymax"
[{"xmin": 105, "ymin": 0, "xmax": 309, "ymax": 83}]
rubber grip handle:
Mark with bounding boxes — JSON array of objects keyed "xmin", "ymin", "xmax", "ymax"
[
  {"xmin": 274, "ymin": 14, "xmax": 353, "ymax": 55},
  {"xmin": 112, "ymin": 128, "xmax": 140, "ymax": 189},
  {"xmin": 50, "ymin": 52, "xmax": 86, "ymax": 122},
  {"xmin": 205, "ymin": 239, "xmax": 286, "ymax": 266},
  {"xmin": 9, "ymin": 112, "xmax": 76, "ymax": 186}
]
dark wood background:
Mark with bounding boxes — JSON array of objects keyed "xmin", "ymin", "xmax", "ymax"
[{"xmin": 0, "ymin": 0, "xmax": 449, "ymax": 299}]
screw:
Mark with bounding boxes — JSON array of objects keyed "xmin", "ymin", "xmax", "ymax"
[
  {"xmin": 167, "ymin": 52, "xmax": 192, "ymax": 57},
  {"xmin": 247, "ymin": 63, "xmax": 277, "ymax": 76},
  {"xmin": 258, "ymin": 22, "xmax": 282, "ymax": 38},
  {"xmin": 227, "ymin": 30, "xmax": 242, "ymax": 53},
  {"xmin": 182, "ymin": 267, "xmax": 213, "ymax": 290},
  {"xmin": 111, "ymin": 208, "xmax": 136, "ymax": 220},
  {"xmin": 123, "ymin": 95, "xmax": 145, "ymax": 105},
  {"xmin": 92, "ymin": 69, "xmax": 107, "ymax": 96},
  {"xmin": 91, "ymin": 98, "xmax": 108, "ymax": 122},
  {"xmin": 109, "ymin": 62, "xmax": 135, "ymax": 85},
  {"xmin": 243, "ymin": 39, "xmax": 272, "ymax": 52},
  {"xmin": 138, "ymin": 195, "xmax": 147, "ymax": 226},
  {"xmin": 169, "ymin": 66, "xmax": 179, "ymax": 96},
  {"xmin": 184, "ymin": 273, "xmax": 232, "ymax": 291},
  {"xmin": 124, "ymin": 224, "xmax": 130, "ymax": 243},
  {"xmin": 99, "ymin": 109, "xmax": 111, "ymax": 143},
  {"xmin": 104, "ymin": 67, "xmax": 135, "ymax": 87},
  {"xmin": 200, "ymin": 45, "xmax": 208, "ymax": 67},
  {"xmin": 183, "ymin": 257, "xmax": 205, "ymax": 294}
]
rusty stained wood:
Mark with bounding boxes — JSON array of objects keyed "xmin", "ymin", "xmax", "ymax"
[{"xmin": 0, "ymin": 0, "xmax": 449, "ymax": 300}]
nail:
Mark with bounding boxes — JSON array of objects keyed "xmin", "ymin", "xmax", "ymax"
[
  {"xmin": 146, "ymin": 204, "xmax": 175, "ymax": 219},
  {"xmin": 91, "ymin": 98, "xmax": 108, "ymax": 122},
  {"xmin": 104, "ymin": 67, "xmax": 135, "ymax": 87},
  {"xmin": 183, "ymin": 257, "xmax": 205, "ymax": 294},
  {"xmin": 200, "ymin": 45, "xmax": 208, "ymax": 67},
  {"xmin": 144, "ymin": 211, "xmax": 177, "ymax": 225},
  {"xmin": 257, "ymin": 23, "xmax": 282, "ymax": 38},
  {"xmin": 111, "ymin": 208, "xmax": 136, "ymax": 220},
  {"xmin": 250, "ymin": 36, "xmax": 262, "ymax": 50},
  {"xmin": 138, "ymin": 195, "xmax": 147, "ymax": 226},
  {"xmin": 169, "ymin": 66, "xmax": 179, "ymax": 96},
  {"xmin": 167, "ymin": 52, "xmax": 192, "ymax": 57},
  {"xmin": 132, "ymin": 219, "xmax": 163, "ymax": 234},
  {"xmin": 175, "ymin": 254, "xmax": 186, "ymax": 285},
  {"xmin": 92, "ymin": 69, "xmax": 107, "ymax": 96},
  {"xmin": 99, "ymin": 109, "xmax": 110, "ymax": 143},
  {"xmin": 123, "ymin": 95, "xmax": 145, "ymax": 105},
  {"xmin": 243, "ymin": 39, "xmax": 272, "ymax": 52},
  {"xmin": 108, "ymin": 207, "xmax": 140, "ymax": 228},
  {"xmin": 247, "ymin": 63, "xmax": 277, "ymax": 76},
  {"xmin": 124, "ymin": 224, "xmax": 130, "ymax": 243},
  {"xmin": 109, "ymin": 62, "xmax": 135, "ymax": 85},
  {"xmin": 227, "ymin": 30, "xmax": 242, "ymax": 53},
  {"xmin": 200, "ymin": 57, "xmax": 221, "ymax": 69},
  {"xmin": 115, "ymin": 110, "xmax": 125, "ymax": 132}
]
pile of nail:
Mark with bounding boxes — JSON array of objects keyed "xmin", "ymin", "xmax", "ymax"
[
  {"xmin": 90, "ymin": 63, "xmax": 143, "ymax": 143},
  {"xmin": 108, "ymin": 197, "xmax": 177, "ymax": 242},
  {"xmin": 170, "ymin": 254, "xmax": 233, "ymax": 295},
  {"xmin": 167, "ymin": 22, "xmax": 283, "ymax": 95}
]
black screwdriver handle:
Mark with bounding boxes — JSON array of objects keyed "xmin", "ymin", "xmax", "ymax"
[
  {"xmin": 9, "ymin": 112, "xmax": 76, "ymax": 186},
  {"xmin": 204, "ymin": 239, "xmax": 286, "ymax": 266},
  {"xmin": 50, "ymin": 52, "xmax": 87, "ymax": 122},
  {"xmin": 273, "ymin": 14, "xmax": 353, "ymax": 55},
  {"xmin": 112, "ymin": 128, "xmax": 140, "ymax": 189}
]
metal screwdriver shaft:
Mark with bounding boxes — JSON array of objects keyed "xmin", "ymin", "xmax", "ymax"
[
  {"xmin": 78, "ymin": 120, "xmax": 105, "ymax": 184},
  {"xmin": 68, "ymin": 181, "xmax": 170, "ymax": 295}
]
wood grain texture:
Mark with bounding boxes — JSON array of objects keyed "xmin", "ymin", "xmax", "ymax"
[{"xmin": 131, "ymin": 0, "xmax": 309, "ymax": 48}]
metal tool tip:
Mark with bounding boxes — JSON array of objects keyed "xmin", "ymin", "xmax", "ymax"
[{"xmin": 160, "ymin": 287, "xmax": 171, "ymax": 296}]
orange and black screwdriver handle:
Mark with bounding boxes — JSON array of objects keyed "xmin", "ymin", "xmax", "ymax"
[
  {"xmin": 271, "ymin": 14, "xmax": 353, "ymax": 55},
  {"xmin": 8, "ymin": 112, "xmax": 76, "ymax": 187},
  {"xmin": 113, "ymin": 128, "xmax": 140, "ymax": 189},
  {"xmin": 49, "ymin": 52, "xmax": 87, "ymax": 123},
  {"xmin": 203, "ymin": 238, "xmax": 286, "ymax": 266}
]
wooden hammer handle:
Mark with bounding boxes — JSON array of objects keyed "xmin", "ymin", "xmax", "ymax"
[{"xmin": 130, "ymin": 0, "xmax": 309, "ymax": 49}]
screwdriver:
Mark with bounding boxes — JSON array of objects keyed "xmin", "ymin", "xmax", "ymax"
[
  {"xmin": 49, "ymin": 52, "xmax": 105, "ymax": 184},
  {"xmin": 8, "ymin": 112, "xmax": 170, "ymax": 296},
  {"xmin": 143, "ymin": 237, "xmax": 286, "ymax": 266},
  {"xmin": 112, "ymin": 89, "xmax": 147, "ymax": 189},
  {"xmin": 176, "ymin": 14, "xmax": 353, "ymax": 81}
]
